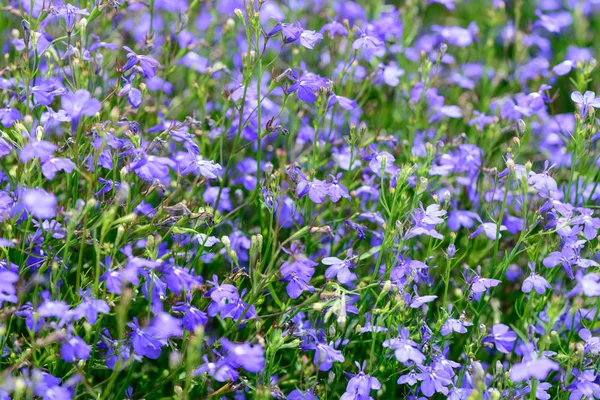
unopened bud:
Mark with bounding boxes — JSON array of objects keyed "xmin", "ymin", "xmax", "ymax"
[
  {"xmin": 36, "ymin": 125, "xmax": 44, "ymax": 141},
  {"xmin": 443, "ymin": 190, "xmax": 451, "ymax": 204},
  {"xmin": 516, "ymin": 119, "xmax": 526, "ymax": 137},
  {"xmin": 265, "ymin": 162, "xmax": 273, "ymax": 175},
  {"xmin": 417, "ymin": 177, "xmax": 428, "ymax": 194},
  {"xmin": 447, "ymin": 244, "xmax": 456, "ymax": 259},
  {"xmin": 438, "ymin": 43, "xmax": 448, "ymax": 58},
  {"xmin": 506, "ymin": 158, "xmax": 515, "ymax": 172}
]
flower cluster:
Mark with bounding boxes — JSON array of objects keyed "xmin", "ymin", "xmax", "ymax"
[{"xmin": 2, "ymin": 0, "xmax": 600, "ymax": 399}]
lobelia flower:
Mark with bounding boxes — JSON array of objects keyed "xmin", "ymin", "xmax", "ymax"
[
  {"xmin": 417, "ymin": 363, "xmax": 453, "ymax": 397},
  {"xmin": 579, "ymin": 329, "xmax": 600, "ymax": 356},
  {"xmin": 341, "ymin": 361, "xmax": 381, "ymax": 400},
  {"xmin": 523, "ymin": 382, "xmax": 552, "ymax": 400},
  {"xmin": 194, "ymin": 350, "xmax": 239, "ymax": 382},
  {"xmin": 296, "ymin": 177, "xmax": 330, "ymax": 204},
  {"xmin": 571, "ymin": 91, "xmax": 600, "ymax": 118},
  {"xmin": 440, "ymin": 308, "xmax": 473, "ymax": 336},
  {"xmin": 543, "ymin": 245, "xmax": 598, "ymax": 280},
  {"xmin": 367, "ymin": 151, "xmax": 397, "ymax": 176},
  {"xmin": 220, "ymin": 338, "xmax": 265, "ymax": 373},
  {"xmin": 117, "ymin": 76, "xmax": 143, "ymax": 108},
  {"xmin": 469, "ymin": 222, "xmax": 507, "ymax": 240},
  {"xmin": 18, "ymin": 188, "xmax": 57, "ymax": 219},
  {"xmin": 566, "ymin": 370, "xmax": 600, "ymax": 399},
  {"xmin": 0, "ymin": 270, "xmax": 18, "ymax": 307},
  {"xmin": 522, "ymin": 263, "xmax": 551, "ymax": 295},
  {"xmin": 321, "ymin": 19, "xmax": 347, "ymax": 39},
  {"xmin": 510, "ymin": 345, "xmax": 559, "ymax": 382},
  {"xmin": 53, "ymin": 4, "xmax": 89, "ymax": 34},
  {"xmin": 38, "ymin": 300, "xmax": 70, "ymax": 318},
  {"xmin": 568, "ymin": 271, "xmax": 600, "ymax": 297},
  {"xmin": 41, "ymin": 157, "xmax": 76, "ymax": 180},
  {"xmin": 180, "ymin": 153, "xmax": 222, "ymax": 178},
  {"xmin": 298, "ymin": 25, "xmax": 324, "ymax": 49},
  {"xmin": 61, "ymin": 336, "xmax": 91, "ymax": 363},
  {"xmin": 127, "ymin": 317, "xmax": 163, "ymax": 359},
  {"xmin": 481, "ymin": 324, "xmax": 517, "ymax": 354},
  {"xmin": 287, "ymin": 389, "xmax": 319, "ymax": 400},
  {"xmin": 468, "ymin": 111, "xmax": 495, "ymax": 131},
  {"xmin": 72, "ymin": 288, "xmax": 110, "ymax": 324},
  {"xmin": 404, "ymin": 203, "xmax": 447, "ymax": 241},
  {"xmin": 122, "ymin": 46, "xmax": 161, "ymax": 78},
  {"xmin": 352, "ymin": 29, "xmax": 384, "ymax": 52},
  {"xmin": 172, "ymin": 302, "xmax": 207, "ymax": 332},
  {"xmin": 322, "ymin": 249, "xmax": 357, "ymax": 284},
  {"xmin": 572, "ymin": 207, "xmax": 600, "ymax": 240},
  {"xmin": 0, "ymin": 105, "xmax": 20, "ymax": 127},
  {"xmin": 285, "ymin": 69, "xmax": 330, "ymax": 103},
  {"xmin": 301, "ymin": 331, "xmax": 345, "ymax": 371},
  {"xmin": 61, "ymin": 89, "xmax": 101, "ymax": 131},
  {"xmin": 19, "ymin": 140, "xmax": 57, "ymax": 163},
  {"xmin": 382, "ymin": 327, "xmax": 426, "ymax": 366}
]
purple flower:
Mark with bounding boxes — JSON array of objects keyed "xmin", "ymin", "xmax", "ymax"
[
  {"xmin": 20, "ymin": 140, "xmax": 57, "ymax": 163},
  {"xmin": 181, "ymin": 154, "xmax": 222, "ymax": 178},
  {"xmin": 322, "ymin": 249, "xmax": 357, "ymax": 284},
  {"xmin": 469, "ymin": 222, "xmax": 507, "ymax": 240},
  {"xmin": 61, "ymin": 89, "xmax": 101, "ymax": 120},
  {"xmin": 38, "ymin": 300, "xmax": 70, "ymax": 318},
  {"xmin": 195, "ymin": 352, "xmax": 239, "ymax": 382},
  {"xmin": 566, "ymin": 370, "xmax": 600, "ymax": 399},
  {"xmin": 177, "ymin": 52, "xmax": 209, "ymax": 73},
  {"xmin": 468, "ymin": 111, "xmax": 494, "ymax": 131},
  {"xmin": 571, "ymin": 91, "xmax": 600, "ymax": 118},
  {"xmin": 0, "ymin": 106, "xmax": 20, "ymax": 127},
  {"xmin": 510, "ymin": 353, "xmax": 559, "ymax": 382},
  {"xmin": 0, "ymin": 270, "xmax": 19, "ymax": 307},
  {"xmin": 482, "ymin": 324, "xmax": 517, "ymax": 354},
  {"xmin": 522, "ymin": 262, "xmax": 551, "ymax": 294},
  {"xmin": 352, "ymin": 30, "xmax": 384, "ymax": 52},
  {"xmin": 367, "ymin": 151, "xmax": 397, "ymax": 177},
  {"xmin": 286, "ymin": 70, "xmax": 330, "ymax": 103},
  {"xmin": 123, "ymin": 46, "xmax": 161, "ymax": 78},
  {"xmin": 297, "ymin": 177, "xmax": 330, "ymax": 204},
  {"xmin": 441, "ymin": 311, "xmax": 473, "ymax": 336},
  {"xmin": 382, "ymin": 327, "xmax": 426, "ymax": 365},
  {"xmin": 327, "ymin": 173, "xmax": 351, "ymax": 203},
  {"xmin": 19, "ymin": 188, "xmax": 57, "ymax": 219},
  {"xmin": 404, "ymin": 204, "xmax": 447, "ymax": 241},
  {"xmin": 288, "ymin": 389, "xmax": 319, "ymax": 400},
  {"xmin": 41, "ymin": 157, "xmax": 76, "ymax": 180},
  {"xmin": 301, "ymin": 333, "xmax": 345, "ymax": 371},
  {"xmin": 553, "ymin": 60, "xmax": 574, "ymax": 76},
  {"xmin": 172, "ymin": 302, "xmax": 207, "ymax": 332},
  {"xmin": 220, "ymin": 338, "xmax": 265, "ymax": 373},
  {"xmin": 72, "ymin": 289, "xmax": 110, "ymax": 324},
  {"xmin": 417, "ymin": 364, "xmax": 453, "ymax": 397},
  {"xmin": 61, "ymin": 336, "xmax": 91, "ymax": 362},
  {"xmin": 573, "ymin": 208, "xmax": 600, "ymax": 240},
  {"xmin": 127, "ymin": 317, "xmax": 163, "ymax": 359},
  {"xmin": 341, "ymin": 361, "xmax": 381, "ymax": 400},
  {"xmin": 53, "ymin": 4, "xmax": 89, "ymax": 33},
  {"xmin": 321, "ymin": 19, "xmax": 347, "ymax": 39},
  {"xmin": 299, "ymin": 28, "xmax": 323, "ymax": 49}
]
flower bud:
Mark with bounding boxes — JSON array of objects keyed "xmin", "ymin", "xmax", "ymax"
[
  {"xmin": 417, "ymin": 177, "xmax": 428, "ymax": 194},
  {"xmin": 446, "ymin": 244, "xmax": 456, "ymax": 259},
  {"xmin": 516, "ymin": 119, "xmax": 526, "ymax": 137},
  {"xmin": 438, "ymin": 43, "xmax": 448, "ymax": 58},
  {"xmin": 443, "ymin": 190, "xmax": 451, "ymax": 204},
  {"xmin": 506, "ymin": 158, "xmax": 515, "ymax": 172}
]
